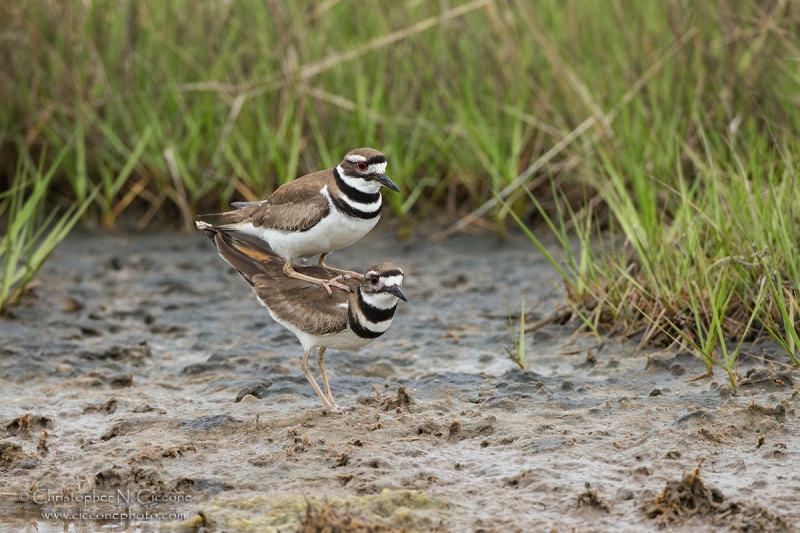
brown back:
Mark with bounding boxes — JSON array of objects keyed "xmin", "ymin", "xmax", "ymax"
[
  {"xmin": 206, "ymin": 229, "xmax": 358, "ymax": 335},
  {"xmin": 216, "ymin": 169, "xmax": 333, "ymax": 231}
]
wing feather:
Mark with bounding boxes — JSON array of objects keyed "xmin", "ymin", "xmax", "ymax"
[
  {"xmin": 253, "ymin": 274, "xmax": 355, "ymax": 336},
  {"xmin": 210, "ymin": 171, "xmax": 331, "ymax": 232},
  {"xmin": 199, "ymin": 224, "xmax": 357, "ymax": 336}
]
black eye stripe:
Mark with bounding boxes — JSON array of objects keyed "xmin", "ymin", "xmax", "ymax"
[{"xmin": 366, "ymin": 155, "xmax": 386, "ymax": 165}]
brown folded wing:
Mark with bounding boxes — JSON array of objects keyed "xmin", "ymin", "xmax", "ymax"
[
  {"xmin": 215, "ymin": 171, "xmax": 332, "ymax": 232},
  {"xmin": 205, "ymin": 228, "xmax": 357, "ymax": 336},
  {"xmin": 253, "ymin": 273, "xmax": 356, "ymax": 336}
]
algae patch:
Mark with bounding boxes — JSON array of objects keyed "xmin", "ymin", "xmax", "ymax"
[{"xmin": 168, "ymin": 489, "xmax": 450, "ymax": 532}]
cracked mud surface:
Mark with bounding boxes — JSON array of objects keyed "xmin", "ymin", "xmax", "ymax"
[{"xmin": 1, "ymin": 228, "xmax": 798, "ymax": 532}]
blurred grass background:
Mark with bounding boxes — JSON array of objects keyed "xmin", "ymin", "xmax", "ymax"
[
  {"xmin": 2, "ymin": 0, "xmax": 800, "ymax": 369},
  {"xmin": 1, "ymin": 0, "xmax": 794, "ymax": 228}
]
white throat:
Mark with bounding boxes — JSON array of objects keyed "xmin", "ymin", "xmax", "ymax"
[{"xmin": 360, "ymin": 291, "xmax": 399, "ymax": 310}]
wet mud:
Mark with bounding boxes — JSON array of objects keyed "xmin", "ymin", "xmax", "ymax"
[{"xmin": 0, "ymin": 228, "xmax": 798, "ymax": 532}]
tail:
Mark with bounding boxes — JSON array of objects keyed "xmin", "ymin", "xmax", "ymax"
[
  {"xmin": 196, "ymin": 201, "xmax": 262, "ymax": 224},
  {"xmin": 196, "ymin": 221, "xmax": 284, "ymax": 284},
  {"xmin": 196, "ymin": 220, "xmax": 219, "ymax": 241},
  {"xmin": 231, "ymin": 201, "xmax": 262, "ymax": 209},
  {"xmin": 193, "ymin": 214, "xmax": 244, "ymax": 232}
]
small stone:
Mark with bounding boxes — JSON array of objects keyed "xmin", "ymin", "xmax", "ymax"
[
  {"xmin": 718, "ymin": 384, "xmax": 734, "ymax": 398},
  {"xmin": 616, "ymin": 487, "xmax": 634, "ymax": 501},
  {"xmin": 670, "ymin": 363, "xmax": 687, "ymax": 376},
  {"xmin": 109, "ymin": 373, "xmax": 133, "ymax": 388},
  {"xmin": 133, "ymin": 403, "xmax": 153, "ymax": 413},
  {"xmin": 15, "ymin": 459, "xmax": 39, "ymax": 470}
]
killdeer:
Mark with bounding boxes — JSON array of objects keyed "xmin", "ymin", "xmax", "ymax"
[
  {"xmin": 198, "ymin": 222, "xmax": 408, "ymax": 411},
  {"xmin": 199, "ymin": 148, "xmax": 399, "ymax": 295}
]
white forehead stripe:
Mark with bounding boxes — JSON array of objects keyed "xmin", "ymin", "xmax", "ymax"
[
  {"xmin": 368, "ymin": 162, "xmax": 387, "ymax": 175},
  {"xmin": 380, "ymin": 275, "xmax": 403, "ymax": 287},
  {"xmin": 347, "ymin": 154, "xmax": 367, "ymax": 162}
]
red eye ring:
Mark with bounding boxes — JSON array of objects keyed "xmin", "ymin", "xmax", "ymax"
[
  {"xmin": 369, "ymin": 274, "xmax": 379, "ymax": 284},
  {"xmin": 356, "ymin": 161, "xmax": 368, "ymax": 171}
]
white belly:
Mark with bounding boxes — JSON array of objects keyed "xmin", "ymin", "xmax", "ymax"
[
  {"xmin": 268, "ymin": 310, "xmax": 375, "ymax": 352},
  {"xmin": 237, "ymin": 208, "xmax": 380, "ymax": 260}
]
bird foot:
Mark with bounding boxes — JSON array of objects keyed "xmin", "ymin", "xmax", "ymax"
[
  {"xmin": 340, "ymin": 270, "xmax": 364, "ymax": 281},
  {"xmin": 321, "ymin": 277, "xmax": 352, "ymax": 297},
  {"xmin": 323, "ymin": 266, "xmax": 364, "ymax": 281}
]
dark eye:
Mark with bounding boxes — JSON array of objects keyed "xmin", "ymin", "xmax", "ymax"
[
  {"xmin": 356, "ymin": 161, "xmax": 368, "ymax": 171},
  {"xmin": 369, "ymin": 274, "xmax": 379, "ymax": 284}
]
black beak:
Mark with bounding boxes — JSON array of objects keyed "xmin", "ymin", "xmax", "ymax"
[
  {"xmin": 388, "ymin": 285, "xmax": 408, "ymax": 302},
  {"xmin": 376, "ymin": 174, "xmax": 400, "ymax": 193}
]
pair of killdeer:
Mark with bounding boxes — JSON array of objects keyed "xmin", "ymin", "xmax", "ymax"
[
  {"xmin": 197, "ymin": 149, "xmax": 406, "ymax": 410},
  {"xmin": 203, "ymin": 148, "xmax": 398, "ymax": 294}
]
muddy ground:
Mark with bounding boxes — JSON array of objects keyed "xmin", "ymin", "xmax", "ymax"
[{"xmin": 0, "ymin": 226, "xmax": 798, "ymax": 532}]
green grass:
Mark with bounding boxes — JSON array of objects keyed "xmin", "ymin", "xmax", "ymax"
[
  {"xmin": 2, "ymin": 1, "xmax": 800, "ymax": 367},
  {"xmin": 505, "ymin": 297, "xmax": 528, "ymax": 370},
  {"xmin": 3, "ymin": 2, "xmax": 795, "ymax": 224},
  {"xmin": 0, "ymin": 141, "xmax": 96, "ymax": 314},
  {"xmin": 514, "ymin": 129, "xmax": 800, "ymax": 384}
]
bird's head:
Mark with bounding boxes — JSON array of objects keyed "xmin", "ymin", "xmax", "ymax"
[{"xmin": 338, "ymin": 148, "xmax": 399, "ymax": 193}]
